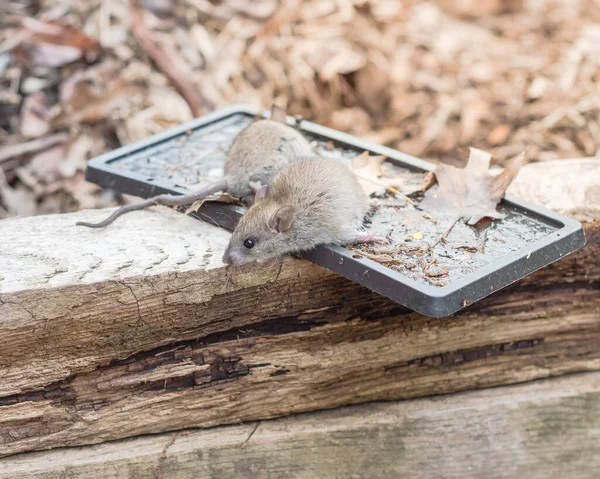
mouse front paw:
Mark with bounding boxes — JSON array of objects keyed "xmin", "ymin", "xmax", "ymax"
[{"xmin": 369, "ymin": 198, "xmax": 382, "ymax": 211}]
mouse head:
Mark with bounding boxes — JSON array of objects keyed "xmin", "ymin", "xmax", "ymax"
[{"xmin": 222, "ymin": 186, "xmax": 296, "ymax": 266}]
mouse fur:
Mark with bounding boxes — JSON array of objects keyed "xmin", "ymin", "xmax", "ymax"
[
  {"xmin": 224, "ymin": 118, "xmax": 313, "ymax": 200},
  {"xmin": 222, "ymin": 158, "xmax": 376, "ymax": 265},
  {"xmin": 77, "ymin": 109, "xmax": 312, "ymax": 228}
]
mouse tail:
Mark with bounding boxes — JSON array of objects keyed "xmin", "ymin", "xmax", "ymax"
[{"xmin": 76, "ymin": 179, "xmax": 229, "ymax": 228}]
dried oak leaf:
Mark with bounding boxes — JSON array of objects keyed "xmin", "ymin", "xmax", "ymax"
[
  {"xmin": 420, "ymin": 148, "xmax": 525, "ymax": 225},
  {"xmin": 349, "ymin": 151, "xmax": 426, "ymax": 197},
  {"xmin": 349, "ymin": 152, "xmax": 403, "ymax": 196},
  {"xmin": 52, "ymin": 82, "xmax": 135, "ymax": 128},
  {"xmin": 185, "ymin": 192, "xmax": 240, "ymax": 215},
  {"xmin": 12, "ymin": 19, "xmax": 101, "ymax": 68},
  {"xmin": 19, "ymin": 91, "xmax": 56, "ymax": 138},
  {"xmin": 20, "ymin": 144, "xmax": 66, "ymax": 186},
  {"xmin": 0, "ymin": 180, "xmax": 38, "ymax": 217}
]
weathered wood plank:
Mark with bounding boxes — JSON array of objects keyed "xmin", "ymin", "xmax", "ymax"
[
  {"xmin": 0, "ymin": 159, "xmax": 598, "ymax": 457},
  {"xmin": 0, "ymin": 217, "xmax": 597, "ymax": 457},
  {"xmin": 0, "ymin": 207, "xmax": 334, "ymax": 396},
  {"xmin": 508, "ymin": 157, "xmax": 600, "ymax": 222},
  {"xmin": 2, "ymin": 372, "xmax": 599, "ymax": 479},
  {"xmin": 0, "ymin": 206, "xmax": 232, "ymax": 293}
]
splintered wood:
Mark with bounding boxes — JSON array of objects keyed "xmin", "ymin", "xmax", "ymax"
[
  {"xmin": 0, "ymin": 204, "xmax": 598, "ymax": 458},
  {"xmin": 1, "ymin": 0, "xmax": 599, "ymax": 218},
  {"xmin": 2, "ymin": 373, "xmax": 600, "ymax": 478}
]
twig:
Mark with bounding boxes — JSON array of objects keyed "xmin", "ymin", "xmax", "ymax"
[
  {"xmin": 350, "ymin": 248, "xmax": 406, "ymax": 265},
  {"xmin": 129, "ymin": 0, "xmax": 213, "ymax": 116},
  {"xmin": 478, "ymin": 227, "xmax": 489, "ymax": 254},
  {"xmin": 0, "ymin": 29, "xmax": 30, "ymax": 56},
  {"xmin": 428, "ymin": 217, "xmax": 459, "ymax": 251},
  {"xmin": 416, "ymin": 257, "xmax": 449, "ymax": 286},
  {"xmin": 0, "ymin": 133, "xmax": 70, "ymax": 164},
  {"xmin": 423, "ymin": 276, "xmax": 448, "ymax": 287},
  {"xmin": 450, "ymin": 243, "xmax": 480, "ymax": 253},
  {"xmin": 448, "ymin": 222, "xmax": 491, "ymax": 253}
]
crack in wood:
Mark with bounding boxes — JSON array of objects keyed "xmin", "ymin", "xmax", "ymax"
[
  {"xmin": 0, "ymin": 315, "xmax": 324, "ymax": 408},
  {"xmin": 385, "ymin": 338, "xmax": 545, "ymax": 371},
  {"xmin": 243, "ymin": 422, "xmax": 260, "ymax": 445},
  {"xmin": 0, "ymin": 220, "xmax": 597, "ymax": 457},
  {"xmin": 154, "ymin": 432, "xmax": 179, "ymax": 479},
  {"xmin": 119, "ymin": 282, "xmax": 149, "ymax": 331}
]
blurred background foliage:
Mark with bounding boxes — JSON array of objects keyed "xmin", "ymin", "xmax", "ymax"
[{"xmin": 0, "ymin": 0, "xmax": 598, "ymax": 218}]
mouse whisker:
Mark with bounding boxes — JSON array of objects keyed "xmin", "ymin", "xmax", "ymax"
[
  {"xmin": 264, "ymin": 259, "xmax": 280, "ymax": 271},
  {"xmin": 198, "ymin": 212, "xmax": 221, "ymax": 229},
  {"xmin": 217, "ymin": 212, "xmax": 236, "ymax": 224}
]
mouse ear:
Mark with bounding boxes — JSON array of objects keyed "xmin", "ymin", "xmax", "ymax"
[
  {"xmin": 254, "ymin": 185, "xmax": 269, "ymax": 202},
  {"xmin": 268, "ymin": 205, "xmax": 295, "ymax": 233}
]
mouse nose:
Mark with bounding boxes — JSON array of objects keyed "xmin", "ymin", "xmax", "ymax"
[{"xmin": 222, "ymin": 249, "xmax": 245, "ymax": 266}]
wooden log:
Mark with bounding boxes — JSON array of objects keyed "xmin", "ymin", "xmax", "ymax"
[
  {"xmin": 1, "ymin": 372, "xmax": 599, "ymax": 479},
  {"xmin": 507, "ymin": 157, "xmax": 600, "ymax": 223},
  {"xmin": 0, "ymin": 160, "xmax": 598, "ymax": 457}
]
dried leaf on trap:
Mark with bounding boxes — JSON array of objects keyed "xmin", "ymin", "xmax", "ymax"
[
  {"xmin": 420, "ymin": 148, "xmax": 526, "ymax": 225},
  {"xmin": 419, "ymin": 172, "xmax": 437, "ymax": 193},
  {"xmin": 349, "ymin": 151, "xmax": 403, "ymax": 196},
  {"xmin": 206, "ymin": 192, "xmax": 239, "ymax": 204},
  {"xmin": 349, "ymin": 151, "xmax": 426, "ymax": 197},
  {"xmin": 185, "ymin": 192, "xmax": 239, "ymax": 215}
]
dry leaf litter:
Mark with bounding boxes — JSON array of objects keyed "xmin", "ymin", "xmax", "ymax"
[{"xmin": 1, "ymin": 0, "xmax": 598, "ymax": 284}]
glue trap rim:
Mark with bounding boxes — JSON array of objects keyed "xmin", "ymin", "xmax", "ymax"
[{"xmin": 85, "ymin": 104, "xmax": 586, "ymax": 317}]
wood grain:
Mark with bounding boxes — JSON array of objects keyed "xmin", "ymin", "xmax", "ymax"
[
  {"xmin": 0, "ymin": 206, "xmax": 232, "ymax": 293},
  {"xmin": 0, "ymin": 160, "xmax": 599, "ymax": 457},
  {"xmin": 508, "ymin": 157, "xmax": 600, "ymax": 222},
  {"xmin": 1, "ymin": 372, "xmax": 599, "ymax": 479}
]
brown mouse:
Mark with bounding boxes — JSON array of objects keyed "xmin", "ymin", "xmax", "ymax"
[
  {"xmin": 222, "ymin": 158, "xmax": 385, "ymax": 266},
  {"xmin": 77, "ymin": 105, "xmax": 312, "ymax": 228}
]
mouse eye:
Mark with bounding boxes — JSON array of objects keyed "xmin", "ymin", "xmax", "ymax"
[{"xmin": 243, "ymin": 238, "xmax": 255, "ymax": 249}]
